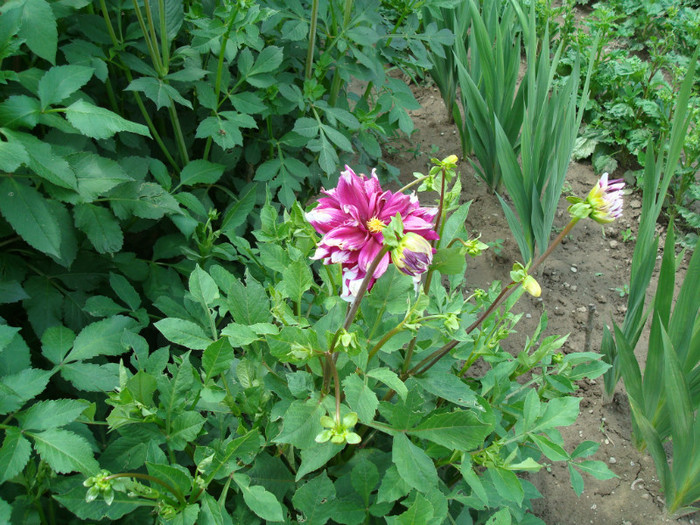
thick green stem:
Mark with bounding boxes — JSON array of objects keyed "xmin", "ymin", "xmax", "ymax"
[
  {"xmin": 328, "ymin": 0, "xmax": 354, "ymax": 106},
  {"xmin": 142, "ymin": 0, "xmax": 164, "ymax": 74},
  {"xmin": 305, "ymin": 0, "xmax": 320, "ymax": 80},
  {"xmin": 168, "ymin": 103, "xmax": 190, "ymax": 166},
  {"xmin": 157, "ymin": 0, "xmax": 169, "ymax": 72},
  {"xmin": 328, "ymin": 353, "xmax": 342, "ymax": 425}
]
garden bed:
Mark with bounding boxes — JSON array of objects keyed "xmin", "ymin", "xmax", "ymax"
[{"xmin": 387, "ymin": 82, "xmax": 698, "ymax": 525}]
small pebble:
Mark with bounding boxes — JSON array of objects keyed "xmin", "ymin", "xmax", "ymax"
[
  {"xmin": 570, "ymin": 266, "xmax": 578, "ymax": 273},
  {"xmin": 571, "ymin": 285, "xmax": 577, "ymax": 292},
  {"xmin": 609, "ymin": 457, "xmax": 617, "ymax": 464},
  {"xmin": 609, "ymin": 240, "xmax": 619, "ymax": 249}
]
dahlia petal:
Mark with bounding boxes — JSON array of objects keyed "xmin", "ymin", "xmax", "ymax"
[
  {"xmin": 336, "ymin": 166, "xmax": 370, "ymax": 219},
  {"xmin": 306, "ymin": 207, "xmax": 350, "ymax": 234},
  {"xmin": 323, "ymin": 225, "xmax": 368, "ymax": 250}
]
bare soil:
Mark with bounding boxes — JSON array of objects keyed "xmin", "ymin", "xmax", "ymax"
[{"xmin": 385, "ymin": 83, "xmax": 699, "ymax": 525}]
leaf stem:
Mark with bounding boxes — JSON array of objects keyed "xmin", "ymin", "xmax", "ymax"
[
  {"xmin": 104, "ymin": 472, "xmax": 186, "ymax": 507},
  {"xmin": 305, "ymin": 0, "xmax": 320, "ymax": 80}
]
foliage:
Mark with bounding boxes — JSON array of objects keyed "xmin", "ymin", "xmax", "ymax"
[
  {"xmin": 0, "ymin": 149, "xmax": 617, "ymax": 523},
  {"xmin": 600, "ymin": 55, "xmax": 700, "ymax": 516}
]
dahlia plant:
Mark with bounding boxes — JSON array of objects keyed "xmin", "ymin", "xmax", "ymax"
[{"xmin": 74, "ymin": 157, "xmax": 620, "ymax": 524}]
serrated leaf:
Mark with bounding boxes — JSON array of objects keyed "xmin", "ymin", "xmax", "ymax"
[
  {"xmin": 38, "ymin": 65, "xmax": 94, "ymax": 108},
  {"xmin": 41, "ymin": 325, "xmax": 75, "ymax": 365},
  {"xmin": 54, "ymin": 483, "xmax": 147, "ymax": 520},
  {"xmin": 61, "ymin": 362, "xmax": 119, "ymax": 392},
  {"xmin": 65, "ymin": 315, "xmax": 136, "ymax": 362},
  {"xmin": 189, "ymin": 264, "xmax": 219, "ymax": 306},
  {"xmin": 279, "ymin": 259, "xmax": 313, "ymax": 304},
  {"xmin": 125, "ymin": 76, "xmax": 192, "ymax": 109},
  {"xmin": 392, "ymin": 433, "xmax": 438, "ymax": 493},
  {"xmin": 154, "ymin": 318, "xmax": 213, "ymax": 350},
  {"xmin": 31, "ymin": 428, "xmax": 99, "ymax": 475},
  {"xmin": 367, "ymin": 368, "xmax": 408, "ymax": 401},
  {"xmin": 74, "ymin": 203, "xmax": 124, "ymax": 254},
  {"xmin": 0, "ymin": 368, "xmax": 51, "ymax": 414},
  {"xmin": 0, "ymin": 132, "xmax": 29, "ymax": 172},
  {"xmin": 273, "ymin": 400, "xmax": 324, "ymax": 449},
  {"xmin": 408, "ymin": 410, "xmax": 491, "ymax": 451},
  {"xmin": 238, "ymin": 482, "xmax": 285, "ymax": 522},
  {"xmin": 292, "ymin": 472, "xmax": 336, "ymax": 525},
  {"xmin": 179, "ymin": 159, "xmax": 225, "ymax": 186},
  {"xmin": 343, "ymin": 374, "xmax": 379, "ymax": 423},
  {"xmin": 4, "ymin": 130, "xmax": 77, "ymax": 189},
  {"xmin": 0, "ymin": 427, "xmax": 31, "ymax": 483},
  {"xmin": 146, "ymin": 462, "xmax": 193, "ymax": 495},
  {"xmin": 68, "ymin": 152, "xmax": 132, "ymax": 202},
  {"xmin": 169, "ymin": 411, "xmax": 205, "ymax": 450},
  {"xmin": 109, "ymin": 272, "xmax": 140, "ymax": 310},
  {"xmin": 20, "ymin": 399, "xmax": 89, "ymax": 431},
  {"xmin": 65, "ymin": 99, "xmax": 150, "ymax": 139},
  {"xmin": 202, "ymin": 338, "xmax": 234, "ymax": 381},
  {"xmin": 0, "ymin": 178, "xmax": 61, "ymax": 257},
  {"xmin": 0, "ymin": 95, "xmax": 41, "ymax": 129},
  {"xmin": 12, "ymin": 0, "xmax": 57, "ymax": 64}
]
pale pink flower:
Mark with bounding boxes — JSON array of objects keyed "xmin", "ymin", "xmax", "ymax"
[
  {"xmin": 587, "ymin": 173, "xmax": 625, "ymax": 224},
  {"xmin": 307, "ymin": 166, "xmax": 438, "ymax": 301}
]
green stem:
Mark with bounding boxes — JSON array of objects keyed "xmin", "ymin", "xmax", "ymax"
[
  {"xmin": 104, "ymin": 473, "xmax": 186, "ymax": 507},
  {"xmin": 407, "ymin": 218, "xmax": 581, "ymax": 378},
  {"xmin": 168, "ymin": 103, "xmax": 190, "ymax": 166},
  {"xmin": 142, "ymin": 0, "xmax": 165, "ymax": 74},
  {"xmin": 328, "ymin": 0, "xmax": 354, "ymax": 106},
  {"xmin": 131, "ymin": 0, "xmax": 162, "ymax": 73},
  {"xmin": 305, "ymin": 0, "xmax": 320, "ymax": 79},
  {"xmin": 328, "ymin": 353, "xmax": 342, "ymax": 425},
  {"xmin": 397, "ymin": 175, "xmax": 430, "ymax": 194},
  {"xmin": 158, "ymin": 0, "xmax": 169, "ymax": 72}
]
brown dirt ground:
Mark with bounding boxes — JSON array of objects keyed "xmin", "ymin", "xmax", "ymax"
[{"xmin": 383, "ymin": 83, "xmax": 699, "ymax": 525}]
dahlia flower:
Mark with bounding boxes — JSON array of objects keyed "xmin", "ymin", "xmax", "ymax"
[
  {"xmin": 587, "ymin": 173, "xmax": 625, "ymax": 224},
  {"xmin": 306, "ymin": 166, "xmax": 438, "ymax": 301},
  {"xmin": 391, "ymin": 232, "xmax": 434, "ymax": 277}
]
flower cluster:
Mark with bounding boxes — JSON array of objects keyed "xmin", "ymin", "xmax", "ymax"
[{"xmin": 306, "ymin": 166, "xmax": 438, "ymax": 300}]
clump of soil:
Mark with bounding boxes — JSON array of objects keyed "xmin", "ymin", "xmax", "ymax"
[{"xmin": 385, "ymin": 83, "xmax": 698, "ymax": 525}]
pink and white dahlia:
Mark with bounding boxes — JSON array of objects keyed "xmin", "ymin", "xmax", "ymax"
[{"xmin": 306, "ymin": 166, "xmax": 438, "ymax": 301}]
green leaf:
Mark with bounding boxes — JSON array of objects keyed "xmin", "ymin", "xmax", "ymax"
[
  {"xmin": 61, "ymin": 362, "xmax": 119, "ymax": 392},
  {"xmin": 376, "ymin": 465, "xmax": 411, "ymax": 503},
  {"xmin": 65, "ymin": 315, "xmax": 136, "ymax": 362},
  {"xmin": 0, "ymin": 368, "xmax": 51, "ymax": 414},
  {"xmin": 568, "ymin": 463, "xmax": 584, "ymax": 497},
  {"xmin": 279, "ymin": 259, "xmax": 313, "ymax": 304},
  {"xmin": 73, "ymin": 203, "xmax": 124, "ymax": 254},
  {"xmin": 292, "ymin": 472, "xmax": 337, "ymax": 525},
  {"xmin": 273, "ymin": 400, "xmax": 324, "ymax": 449},
  {"xmin": 0, "ymin": 133, "xmax": 29, "ymax": 172},
  {"xmin": 38, "ymin": 65, "xmax": 94, "ymax": 108},
  {"xmin": 220, "ymin": 271, "xmax": 270, "ymax": 325},
  {"xmin": 30, "ymin": 428, "xmax": 99, "ymax": 475},
  {"xmin": 202, "ymin": 338, "xmax": 234, "ymax": 381},
  {"xmin": 179, "ymin": 159, "xmax": 225, "ymax": 186},
  {"xmin": 109, "ymin": 272, "xmax": 140, "ymax": 311},
  {"xmin": 529, "ymin": 434, "xmax": 570, "ymax": 462},
  {"xmin": 343, "ymin": 375, "xmax": 379, "ymax": 423},
  {"xmin": 575, "ymin": 460, "xmax": 618, "ymax": 480},
  {"xmin": 169, "ymin": 411, "xmax": 205, "ymax": 450},
  {"xmin": 486, "ymin": 466, "xmax": 524, "ymax": 505},
  {"xmin": 409, "ymin": 410, "xmax": 491, "ymax": 451},
  {"xmin": 367, "ymin": 368, "xmax": 408, "ymax": 401},
  {"xmin": 41, "ymin": 325, "xmax": 75, "ymax": 365},
  {"xmin": 198, "ymin": 492, "xmax": 233, "ymax": 525},
  {"xmin": 65, "ymin": 99, "xmax": 150, "ymax": 139},
  {"xmin": 0, "ymin": 427, "xmax": 31, "ymax": 483},
  {"xmin": 296, "ymin": 442, "xmax": 343, "ymax": 481},
  {"xmin": 146, "ymin": 462, "xmax": 192, "ymax": 496},
  {"xmin": 155, "ymin": 318, "xmax": 213, "ymax": 350},
  {"xmin": 4, "ymin": 130, "xmax": 77, "ymax": 189},
  {"xmin": 394, "ymin": 493, "xmax": 434, "ymax": 525},
  {"xmin": 392, "ymin": 433, "xmax": 438, "ymax": 493},
  {"xmin": 416, "ymin": 372, "xmax": 477, "ymax": 408},
  {"xmin": 237, "ymin": 480, "xmax": 285, "ymax": 522},
  {"xmin": 485, "ymin": 508, "xmax": 512, "ymax": 525},
  {"xmin": 125, "ymin": 76, "xmax": 192, "ymax": 109},
  {"xmin": 351, "ymin": 460, "xmax": 379, "ymax": 504},
  {"xmin": 68, "ymin": 151, "xmax": 132, "ymax": 202},
  {"xmin": 20, "ymin": 399, "xmax": 89, "ymax": 431},
  {"xmin": 571, "ymin": 441, "xmax": 599, "ymax": 459},
  {"xmin": 0, "ymin": 95, "xmax": 41, "ymax": 129},
  {"xmin": 0, "ymin": 178, "xmax": 61, "ymax": 257},
  {"xmin": 12, "ymin": 0, "xmax": 57, "ymax": 63},
  {"xmin": 189, "ymin": 264, "xmax": 219, "ymax": 306}
]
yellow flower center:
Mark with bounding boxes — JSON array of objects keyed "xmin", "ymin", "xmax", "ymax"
[{"xmin": 366, "ymin": 217, "xmax": 385, "ymax": 233}]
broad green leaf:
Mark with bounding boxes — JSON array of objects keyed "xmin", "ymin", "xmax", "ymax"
[
  {"xmin": 0, "ymin": 95, "xmax": 41, "ymax": 129},
  {"xmin": 343, "ymin": 374, "xmax": 379, "ymax": 423},
  {"xmin": 189, "ymin": 264, "xmax": 219, "ymax": 306},
  {"xmin": 125, "ymin": 76, "xmax": 192, "ymax": 109},
  {"xmin": 0, "ymin": 368, "xmax": 51, "ymax": 414},
  {"xmin": 392, "ymin": 433, "xmax": 438, "ymax": 493},
  {"xmin": 279, "ymin": 259, "xmax": 313, "ymax": 304},
  {"xmin": 575, "ymin": 460, "xmax": 617, "ymax": 480},
  {"xmin": 83, "ymin": 295, "xmax": 125, "ymax": 318},
  {"xmin": 206, "ymin": 430, "xmax": 261, "ymax": 482},
  {"xmin": 296, "ymin": 442, "xmax": 343, "ymax": 481},
  {"xmin": 568, "ymin": 462, "xmax": 584, "ymax": 497},
  {"xmin": 65, "ymin": 99, "xmax": 150, "ymax": 139},
  {"xmin": 149, "ymin": 0, "xmax": 184, "ymax": 40},
  {"xmin": 38, "ymin": 65, "xmax": 94, "ymax": 108},
  {"xmin": 571, "ymin": 441, "xmax": 599, "ymax": 459},
  {"xmin": 41, "ymin": 325, "xmax": 76, "ymax": 365},
  {"xmin": 376, "ymin": 465, "xmax": 411, "ymax": 503},
  {"xmin": 108, "ymin": 181, "xmax": 181, "ymax": 220},
  {"xmin": 0, "ymin": 132, "xmax": 29, "ymax": 172},
  {"xmin": 20, "ymin": 399, "xmax": 89, "ymax": 431},
  {"xmin": 74, "ymin": 203, "xmax": 124, "ymax": 254},
  {"xmin": 416, "ymin": 372, "xmax": 477, "ymax": 408},
  {"xmin": 408, "ymin": 410, "xmax": 491, "ymax": 450},
  {"xmin": 169, "ymin": 411, "xmax": 205, "ymax": 450},
  {"xmin": 0, "ymin": 325, "xmax": 19, "ymax": 352},
  {"xmin": 146, "ymin": 462, "xmax": 193, "ymax": 495},
  {"xmin": 486, "ymin": 466, "xmax": 523, "ymax": 505},
  {"xmin": 61, "ymin": 362, "xmax": 119, "ymax": 392},
  {"xmin": 30, "ymin": 428, "xmax": 99, "ymax": 474},
  {"xmin": 4, "ymin": 130, "xmax": 77, "ymax": 189},
  {"xmin": 0, "ymin": 330, "xmax": 29, "ymax": 375},
  {"xmin": 485, "ymin": 508, "xmax": 512, "ymax": 525},
  {"xmin": 460, "ymin": 461, "xmax": 489, "ymax": 506},
  {"xmin": 220, "ymin": 184, "xmax": 257, "ymax": 235},
  {"xmin": 365, "ymin": 265, "xmax": 413, "ymax": 315},
  {"xmin": 221, "ymin": 322, "xmax": 258, "ymax": 347},
  {"xmin": 179, "ymin": 159, "xmax": 225, "ymax": 186},
  {"xmin": 198, "ymin": 492, "xmax": 233, "ymax": 525},
  {"xmin": 10, "ymin": 0, "xmax": 57, "ymax": 63},
  {"xmin": 393, "ymin": 493, "xmax": 434, "ymax": 525},
  {"xmin": 247, "ymin": 452, "xmax": 295, "ymax": 500},
  {"xmin": 237, "ymin": 481, "xmax": 285, "ymax": 522},
  {"xmin": 155, "ymin": 318, "xmax": 213, "ymax": 350},
  {"xmin": 531, "ymin": 397, "xmax": 580, "ymax": 432},
  {"xmin": 351, "ymin": 460, "xmax": 379, "ymax": 504},
  {"xmin": 202, "ymin": 338, "xmax": 234, "ymax": 381},
  {"xmin": 367, "ymin": 368, "xmax": 408, "ymax": 401},
  {"xmin": 273, "ymin": 400, "xmax": 324, "ymax": 449},
  {"xmin": 529, "ymin": 434, "xmax": 570, "ymax": 462},
  {"xmin": 0, "ymin": 427, "xmax": 31, "ymax": 482},
  {"xmin": 0, "ymin": 178, "xmax": 61, "ymax": 257},
  {"xmin": 292, "ymin": 472, "xmax": 337, "ymax": 525},
  {"xmin": 69, "ymin": 152, "xmax": 132, "ymax": 202},
  {"xmin": 222, "ymin": 271, "xmax": 270, "ymax": 325},
  {"xmin": 109, "ymin": 272, "xmax": 140, "ymax": 311},
  {"xmin": 65, "ymin": 315, "xmax": 136, "ymax": 362}
]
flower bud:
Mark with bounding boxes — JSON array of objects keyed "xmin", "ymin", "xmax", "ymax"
[{"xmin": 391, "ymin": 232, "xmax": 433, "ymax": 277}]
